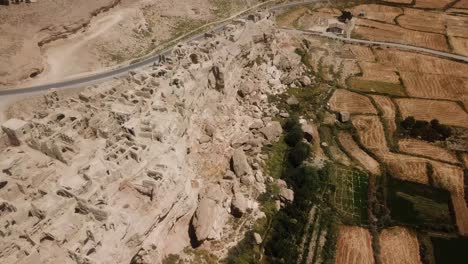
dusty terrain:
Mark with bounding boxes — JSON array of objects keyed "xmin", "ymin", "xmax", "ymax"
[
  {"xmin": 0, "ymin": 14, "xmax": 304, "ymax": 263},
  {"xmin": 0, "ymin": 0, "xmax": 261, "ymax": 88}
]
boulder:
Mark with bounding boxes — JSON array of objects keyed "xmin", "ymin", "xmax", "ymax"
[
  {"xmin": 280, "ymin": 188, "xmax": 294, "ymax": 203},
  {"xmin": 231, "ymin": 191, "xmax": 247, "ymax": 217},
  {"xmin": 240, "ymin": 175, "xmax": 255, "ymax": 185},
  {"xmin": 191, "ymin": 197, "xmax": 225, "ymax": 242},
  {"xmin": 286, "ymin": 95, "xmax": 299, "ymax": 106},
  {"xmin": 254, "ymin": 233, "xmax": 263, "ymax": 245},
  {"xmin": 300, "ymin": 76, "xmax": 312, "ymax": 86},
  {"xmin": 259, "ymin": 121, "xmax": 282, "ymax": 141},
  {"xmin": 231, "ymin": 149, "xmax": 252, "ymax": 177},
  {"xmin": 208, "ymin": 65, "xmax": 225, "ymax": 91}
]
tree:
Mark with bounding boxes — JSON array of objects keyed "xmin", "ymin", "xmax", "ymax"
[
  {"xmin": 401, "ymin": 116, "xmax": 416, "ymax": 130},
  {"xmin": 288, "ymin": 142, "xmax": 311, "ymax": 167}
]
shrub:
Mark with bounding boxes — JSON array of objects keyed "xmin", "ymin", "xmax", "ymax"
[
  {"xmin": 288, "ymin": 142, "xmax": 311, "ymax": 167},
  {"xmin": 284, "ymin": 125, "xmax": 304, "ymax": 147},
  {"xmin": 400, "ymin": 117, "xmax": 452, "ymax": 142}
]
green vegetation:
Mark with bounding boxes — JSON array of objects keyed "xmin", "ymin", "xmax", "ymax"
[
  {"xmin": 387, "ymin": 177, "xmax": 454, "ymax": 231},
  {"xmin": 348, "ymin": 79, "xmax": 407, "ymax": 96},
  {"xmin": 263, "ymin": 137, "xmax": 288, "ymax": 179},
  {"xmin": 431, "ymin": 236, "xmax": 468, "ymax": 264},
  {"xmin": 400, "ymin": 117, "xmax": 452, "ymax": 142}
]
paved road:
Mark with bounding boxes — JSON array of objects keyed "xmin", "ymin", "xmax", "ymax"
[
  {"xmin": 281, "ymin": 28, "xmax": 468, "ymax": 63},
  {"xmin": 0, "ymin": 0, "xmax": 321, "ymax": 97}
]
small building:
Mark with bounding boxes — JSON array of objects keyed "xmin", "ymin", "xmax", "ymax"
[{"xmin": 1, "ymin": 118, "xmax": 31, "ymax": 146}]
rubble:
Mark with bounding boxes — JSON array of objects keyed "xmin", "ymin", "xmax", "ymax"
[{"xmin": 0, "ymin": 13, "xmax": 303, "ymax": 263}]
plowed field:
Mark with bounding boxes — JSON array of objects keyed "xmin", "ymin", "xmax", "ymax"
[
  {"xmin": 395, "ymin": 98, "xmax": 468, "ymax": 128},
  {"xmin": 352, "ymin": 115, "xmax": 389, "ymax": 152},
  {"xmin": 338, "ymin": 131, "xmax": 382, "ymax": 175},
  {"xmin": 398, "ymin": 138, "xmax": 459, "ymax": 164},
  {"xmin": 371, "ymin": 95, "xmax": 397, "ymax": 138},
  {"xmin": 329, "ymin": 89, "xmax": 377, "ymax": 114},
  {"xmin": 354, "ymin": 19, "xmax": 449, "ymax": 51},
  {"xmin": 336, "ymin": 226, "xmax": 375, "ymax": 264},
  {"xmin": 431, "ymin": 161, "xmax": 465, "ymax": 195},
  {"xmin": 379, "ymin": 227, "xmax": 422, "ymax": 264}
]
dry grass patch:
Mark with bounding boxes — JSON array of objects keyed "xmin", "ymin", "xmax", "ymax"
[
  {"xmin": 354, "ymin": 19, "xmax": 449, "ymax": 51},
  {"xmin": 395, "ymin": 98, "xmax": 468, "ymax": 128},
  {"xmin": 328, "ymin": 89, "xmax": 377, "ymax": 114},
  {"xmin": 348, "ymin": 78, "xmax": 406, "ymax": 96},
  {"xmin": 374, "ymin": 49, "xmax": 468, "ymax": 78},
  {"xmin": 352, "ymin": 115, "xmax": 389, "ymax": 152},
  {"xmin": 431, "ymin": 161, "xmax": 465, "ymax": 195},
  {"xmin": 451, "ymin": 194, "xmax": 468, "ymax": 236},
  {"xmin": 335, "ymin": 226, "xmax": 375, "ymax": 264},
  {"xmin": 347, "ymin": 45, "xmax": 376, "ymax": 62},
  {"xmin": 358, "ymin": 62, "xmax": 400, "ymax": 84},
  {"xmin": 381, "ymin": 153, "xmax": 430, "ymax": 184},
  {"xmin": 350, "ymin": 4, "xmax": 403, "ymax": 24},
  {"xmin": 450, "ymin": 36, "xmax": 468, "ymax": 56},
  {"xmin": 398, "ymin": 138, "xmax": 459, "ymax": 164},
  {"xmin": 379, "ymin": 227, "xmax": 422, "ymax": 264},
  {"xmin": 371, "ymin": 95, "xmax": 397, "ymax": 138},
  {"xmin": 339, "ymin": 60, "xmax": 361, "ymax": 86},
  {"xmin": 276, "ymin": 6, "xmax": 310, "ymax": 28},
  {"xmin": 397, "ymin": 8, "xmax": 446, "ymax": 34},
  {"xmin": 446, "ymin": 15, "xmax": 468, "ymax": 38},
  {"xmin": 338, "ymin": 131, "xmax": 381, "ymax": 175},
  {"xmin": 414, "ymin": 0, "xmax": 452, "ymax": 9},
  {"xmin": 399, "ymin": 72, "xmax": 468, "ymax": 108}
]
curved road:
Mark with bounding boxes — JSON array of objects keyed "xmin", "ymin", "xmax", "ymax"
[
  {"xmin": 0, "ymin": 0, "xmax": 321, "ymax": 97},
  {"xmin": 1, "ymin": 0, "xmax": 467, "ymax": 97}
]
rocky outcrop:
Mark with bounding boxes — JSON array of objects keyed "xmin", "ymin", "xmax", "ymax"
[
  {"xmin": 231, "ymin": 149, "xmax": 252, "ymax": 177},
  {"xmin": 260, "ymin": 121, "xmax": 283, "ymax": 142},
  {"xmin": 208, "ymin": 65, "xmax": 225, "ymax": 91}
]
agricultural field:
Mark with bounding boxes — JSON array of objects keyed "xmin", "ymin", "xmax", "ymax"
[
  {"xmin": 379, "ymin": 227, "xmax": 422, "ymax": 264},
  {"xmin": 272, "ymin": 1, "xmax": 468, "ymax": 263},
  {"xmin": 335, "ymin": 226, "xmax": 375, "ymax": 264}
]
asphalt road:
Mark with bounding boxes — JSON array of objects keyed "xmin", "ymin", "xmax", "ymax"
[
  {"xmin": 281, "ymin": 28, "xmax": 468, "ymax": 63},
  {"xmin": 0, "ymin": 0, "xmax": 321, "ymax": 97}
]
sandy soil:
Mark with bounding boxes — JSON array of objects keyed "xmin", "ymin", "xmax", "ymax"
[
  {"xmin": 0, "ymin": 0, "xmax": 260, "ymax": 89},
  {"xmin": 379, "ymin": 227, "xmax": 422, "ymax": 264}
]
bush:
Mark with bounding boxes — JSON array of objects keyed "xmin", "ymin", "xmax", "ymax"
[
  {"xmin": 400, "ymin": 117, "xmax": 452, "ymax": 142},
  {"xmin": 288, "ymin": 142, "xmax": 311, "ymax": 167},
  {"xmin": 284, "ymin": 125, "xmax": 304, "ymax": 147}
]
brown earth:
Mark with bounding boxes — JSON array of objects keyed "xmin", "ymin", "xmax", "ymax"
[
  {"xmin": 347, "ymin": 45, "xmax": 376, "ymax": 62},
  {"xmin": 446, "ymin": 15, "xmax": 468, "ymax": 38},
  {"xmin": 335, "ymin": 226, "xmax": 375, "ymax": 264},
  {"xmin": 414, "ymin": 0, "xmax": 453, "ymax": 9},
  {"xmin": 431, "ymin": 161, "xmax": 465, "ymax": 195},
  {"xmin": 383, "ymin": 0, "xmax": 412, "ymax": 4},
  {"xmin": 350, "ymin": 4, "xmax": 403, "ymax": 24},
  {"xmin": 371, "ymin": 95, "xmax": 397, "ymax": 139},
  {"xmin": 398, "ymin": 138, "xmax": 459, "ymax": 164},
  {"xmin": 338, "ymin": 131, "xmax": 381, "ymax": 175},
  {"xmin": 397, "ymin": 8, "xmax": 446, "ymax": 34},
  {"xmin": 395, "ymin": 98, "xmax": 468, "ymax": 128},
  {"xmin": 463, "ymin": 153, "xmax": 468, "ymax": 168},
  {"xmin": 451, "ymin": 194, "xmax": 468, "ymax": 236},
  {"xmin": 380, "ymin": 153, "xmax": 430, "ymax": 184},
  {"xmin": 354, "ymin": 19, "xmax": 450, "ymax": 51},
  {"xmin": 399, "ymin": 72, "xmax": 468, "ymax": 108},
  {"xmin": 450, "ymin": 36, "xmax": 468, "ymax": 56},
  {"xmin": 328, "ymin": 89, "xmax": 377, "ymax": 114},
  {"xmin": 454, "ymin": 0, "xmax": 468, "ymax": 8},
  {"xmin": 379, "ymin": 227, "xmax": 422, "ymax": 264},
  {"xmin": 352, "ymin": 115, "xmax": 389, "ymax": 152},
  {"xmin": 374, "ymin": 49, "xmax": 468, "ymax": 78},
  {"xmin": 357, "ymin": 62, "xmax": 400, "ymax": 84}
]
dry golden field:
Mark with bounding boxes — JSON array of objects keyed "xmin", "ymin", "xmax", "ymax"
[
  {"xmin": 451, "ymin": 194, "xmax": 468, "ymax": 236},
  {"xmin": 383, "ymin": 0, "xmax": 412, "ymax": 4},
  {"xmin": 397, "ymin": 8, "xmax": 446, "ymax": 34},
  {"xmin": 350, "ymin": 4, "xmax": 403, "ymax": 24},
  {"xmin": 381, "ymin": 153, "xmax": 430, "ymax": 184},
  {"xmin": 357, "ymin": 62, "xmax": 400, "ymax": 83},
  {"xmin": 338, "ymin": 132, "xmax": 382, "ymax": 175},
  {"xmin": 354, "ymin": 19, "xmax": 450, "ymax": 51},
  {"xmin": 352, "ymin": 115, "xmax": 389, "ymax": 152},
  {"xmin": 454, "ymin": 0, "xmax": 468, "ymax": 8},
  {"xmin": 336, "ymin": 226, "xmax": 375, "ymax": 264},
  {"xmin": 379, "ymin": 227, "xmax": 422, "ymax": 264},
  {"xmin": 347, "ymin": 45, "xmax": 376, "ymax": 62},
  {"xmin": 431, "ymin": 161, "xmax": 465, "ymax": 195},
  {"xmin": 414, "ymin": 0, "xmax": 452, "ymax": 9},
  {"xmin": 329, "ymin": 89, "xmax": 377, "ymax": 114},
  {"xmin": 395, "ymin": 98, "xmax": 468, "ymax": 128},
  {"xmin": 371, "ymin": 95, "xmax": 397, "ymax": 137},
  {"xmin": 398, "ymin": 138, "xmax": 459, "ymax": 164},
  {"xmin": 450, "ymin": 36, "xmax": 468, "ymax": 56}
]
